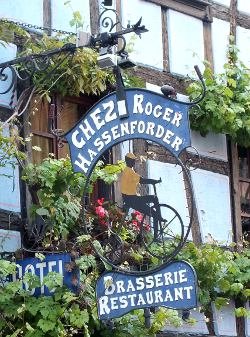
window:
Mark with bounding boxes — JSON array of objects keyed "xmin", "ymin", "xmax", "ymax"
[
  {"xmin": 30, "ymin": 95, "xmax": 96, "ymax": 163},
  {"xmin": 28, "ymin": 94, "xmax": 113, "ymax": 203},
  {"xmin": 238, "ymin": 146, "xmax": 250, "ymax": 240}
]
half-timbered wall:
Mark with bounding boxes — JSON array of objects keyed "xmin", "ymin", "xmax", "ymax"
[{"xmin": 0, "ymin": 1, "xmax": 249, "ymax": 335}]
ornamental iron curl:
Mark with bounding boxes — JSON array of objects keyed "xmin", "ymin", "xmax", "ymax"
[{"xmin": 98, "ymin": 6, "xmax": 125, "ymax": 33}]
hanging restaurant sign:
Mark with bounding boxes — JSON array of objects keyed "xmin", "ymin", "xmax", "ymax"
[
  {"xmin": 65, "ymin": 87, "xmax": 199, "ymax": 319},
  {"xmin": 96, "ymin": 260, "xmax": 197, "ymax": 320},
  {"xmin": 65, "ymin": 88, "xmax": 191, "ymax": 176}
]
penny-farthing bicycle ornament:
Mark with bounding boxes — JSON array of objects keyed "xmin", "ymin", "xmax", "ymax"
[{"xmin": 65, "ymin": 66, "xmax": 205, "ymax": 272}]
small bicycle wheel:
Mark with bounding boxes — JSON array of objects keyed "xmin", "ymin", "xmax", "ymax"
[
  {"xmin": 141, "ymin": 204, "xmax": 185, "ymax": 261},
  {"xmin": 100, "ymin": 231, "xmax": 124, "ymax": 265}
]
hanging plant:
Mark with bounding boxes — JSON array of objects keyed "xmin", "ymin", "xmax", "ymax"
[
  {"xmin": 21, "ymin": 35, "xmax": 115, "ymax": 98},
  {"xmin": 187, "ymin": 44, "xmax": 250, "ymax": 147},
  {"xmin": 0, "ymin": 21, "xmax": 115, "ymax": 99}
]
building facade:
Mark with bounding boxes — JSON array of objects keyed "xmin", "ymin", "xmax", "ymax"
[{"xmin": 0, "ymin": 0, "xmax": 249, "ymax": 336}]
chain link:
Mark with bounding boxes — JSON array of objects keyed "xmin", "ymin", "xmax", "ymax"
[{"xmin": 0, "ymin": 18, "xmax": 77, "ymax": 36}]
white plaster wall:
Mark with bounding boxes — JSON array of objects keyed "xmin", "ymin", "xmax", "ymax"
[
  {"xmin": 165, "ymin": 308, "xmax": 209, "ymax": 334},
  {"xmin": 146, "ymin": 83, "xmax": 162, "ymax": 95},
  {"xmin": 238, "ymin": 1, "xmax": 250, "ymax": 15},
  {"xmin": 191, "ymin": 169, "xmax": 232, "ymax": 244},
  {"xmin": 237, "ymin": 26, "xmax": 250, "ymax": 68},
  {"xmin": 167, "ymin": 9, "xmax": 204, "ymax": 77},
  {"xmin": 121, "ymin": 0, "xmax": 163, "ymax": 70},
  {"xmin": 0, "ymin": 0, "xmax": 43, "ymax": 28},
  {"xmin": 146, "ymin": 83, "xmax": 190, "ymax": 103},
  {"xmin": 213, "ymin": 0, "xmax": 230, "ymax": 6},
  {"xmin": 0, "ymin": 42, "xmax": 17, "ymax": 109},
  {"xmin": 120, "ymin": 140, "xmax": 131, "ymax": 159},
  {"xmin": 0, "ymin": 229, "xmax": 21, "ymax": 253},
  {"xmin": 146, "ymin": 86, "xmax": 228, "ymax": 162},
  {"xmin": 51, "ymin": 0, "xmax": 91, "ymax": 33},
  {"xmin": 189, "ymin": 131, "xmax": 228, "ymax": 162},
  {"xmin": 147, "ymin": 160, "xmax": 191, "ymax": 239},
  {"xmin": 212, "ymin": 301, "xmax": 237, "ymax": 336},
  {"xmin": 0, "ymin": 125, "xmax": 20, "ymax": 213},
  {"xmin": 212, "ymin": 18, "xmax": 230, "ymax": 74}
]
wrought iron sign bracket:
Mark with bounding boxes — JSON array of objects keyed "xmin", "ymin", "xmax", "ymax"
[{"xmin": 0, "ymin": 6, "xmax": 148, "ymax": 123}]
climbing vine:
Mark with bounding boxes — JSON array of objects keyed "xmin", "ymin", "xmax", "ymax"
[{"xmin": 187, "ymin": 44, "xmax": 250, "ymax": 146}]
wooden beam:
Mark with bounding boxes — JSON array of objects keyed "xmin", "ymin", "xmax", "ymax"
[
  {"xmin": 237, "ymin": 11, "xmax": 250, "ymax": 30},
  {"xmin": 230, "ymin": 0, "xmax": 238, "ymax": 37},
  {"xmin": 43, "ymin": 0, "xmax": 51, "ymax": 34},
  {"xmin": 203, "ymin": 21, "xmax": 214, "ymax": 69},
  {"xmin": 145, "ymin": 0, "xmax": 212, "ymax": 22},
  {"xmin": 162, "ymin": 8, "xmax": 169, "ymax": 72},
  {"xmin": 210, "ymin": 3, "xmax": 230, "ymax": 22},
  {"xmin": 185, "ymin": 175, "xmax": 202, "ymax": 245},
  {"xmin": 89, "ymin": 0, "xmax": 100, "ymax": 35},
  {"xmin": 229, "ymin": 140, "xmax": 243, "ymax": 246}
]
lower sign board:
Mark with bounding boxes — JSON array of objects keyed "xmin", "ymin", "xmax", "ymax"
[
  {"xmin": 96, "ymin": 260, "xmax": 197, "ymax": 320},
  {"xmin": 9, "ymin": 253, "xmax": 78, "ymax": 296}
]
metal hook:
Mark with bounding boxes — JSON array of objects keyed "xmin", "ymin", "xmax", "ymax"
[{"xmin": 161, "ymin": 65, "xmax": 206, "ymax": 106}]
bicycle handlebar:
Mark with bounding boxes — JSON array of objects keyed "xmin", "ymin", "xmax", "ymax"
[
  {"xmin": 152, "ymin": 177, "xmax": 161, "ymax": 195},
  {"xmin": 152, "ymin": 177, "xmax": 162, "ymax": 185}
]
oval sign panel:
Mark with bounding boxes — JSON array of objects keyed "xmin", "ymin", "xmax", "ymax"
[{"xmin": 65, "ymin": 88, "xmax": 191, "ymax": 176}]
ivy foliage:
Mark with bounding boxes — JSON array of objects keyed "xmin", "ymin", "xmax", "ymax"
[
  {"xmin": 0, "ymin": 250, "xmax": 182, "ymax": 337},
  {"xmin": 0, "ymin": 242, "xmax": 249, "ymax": 336},
  {"xmin": 0, "ymin": 259, "xmax": 91, "ymax": 336},
  {"xmin": 187, "ymin": 44, "xmax": 250, "ymax": 146},
  {"xmin": 22, "ymin": 157, "xmax": 125, "ymax": 237},
  {"xmin": 178, "ymin": 242, "xmax": 250, "ymax": 314}
]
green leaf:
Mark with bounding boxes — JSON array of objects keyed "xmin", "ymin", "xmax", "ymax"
[
  {"xmin": 26, "ymin": 322, "xmax": 34, "ymax": 331},
  {"xmin": 35, "ymin": 253, "xmax": 45, "ymax": 261},
  {"xmin": 35, "ymin": 208, "xmax": 50, "ymax": 217},
  {"xmin": 69, "ymin": 305, "xmax": 89, "ymax": 328},
  {"xmin": 214, "ymin": 297, "xmax": 229, "ymax": 309},
  {"xmin": 218, "ymin": 279, "xmax": 231, "ymax": 292},
  {"xmin": 230, "ymin": 282, "xmax": 244, "ymax": 294},
  {"xmin": 37, "ymin": 319, "xmax": 56, "ymax": 332}
]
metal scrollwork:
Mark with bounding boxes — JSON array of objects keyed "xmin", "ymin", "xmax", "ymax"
[
  {"xmin": 98, "ymin": 7, "xmax": 124, "ymax": 33},
  {"xmin": 95, "ymin": 4, "xmax": 148, "ymax": 54},
  {"xmin": 0, "ymin": 65, "xmax": 16, "ymax": 95},
  {"xmin": 184, "ymin": 146, "xmax": 202, "ymax": 171}
]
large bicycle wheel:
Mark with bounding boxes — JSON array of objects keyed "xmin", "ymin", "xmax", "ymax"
[{"xmin": 141, "ymin": 204, "xmax": 185, "ymax": 261}]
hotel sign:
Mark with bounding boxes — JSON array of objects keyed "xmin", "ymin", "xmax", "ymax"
[{"xmin": 9, "ymin": 253, "xmax": 78, "ymax": 296}]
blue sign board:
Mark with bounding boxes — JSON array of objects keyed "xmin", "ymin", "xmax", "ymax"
[
  {"xmin": 96, "ymin": 260, "xmax": 197, "ymax": 320},
  {"xmin": 65, "ymin": 89, "xmax": 191, "ymax": 176},
  {"xmin": 10, "ymin": 253, "xmax": 78, "ymax": 296}
]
